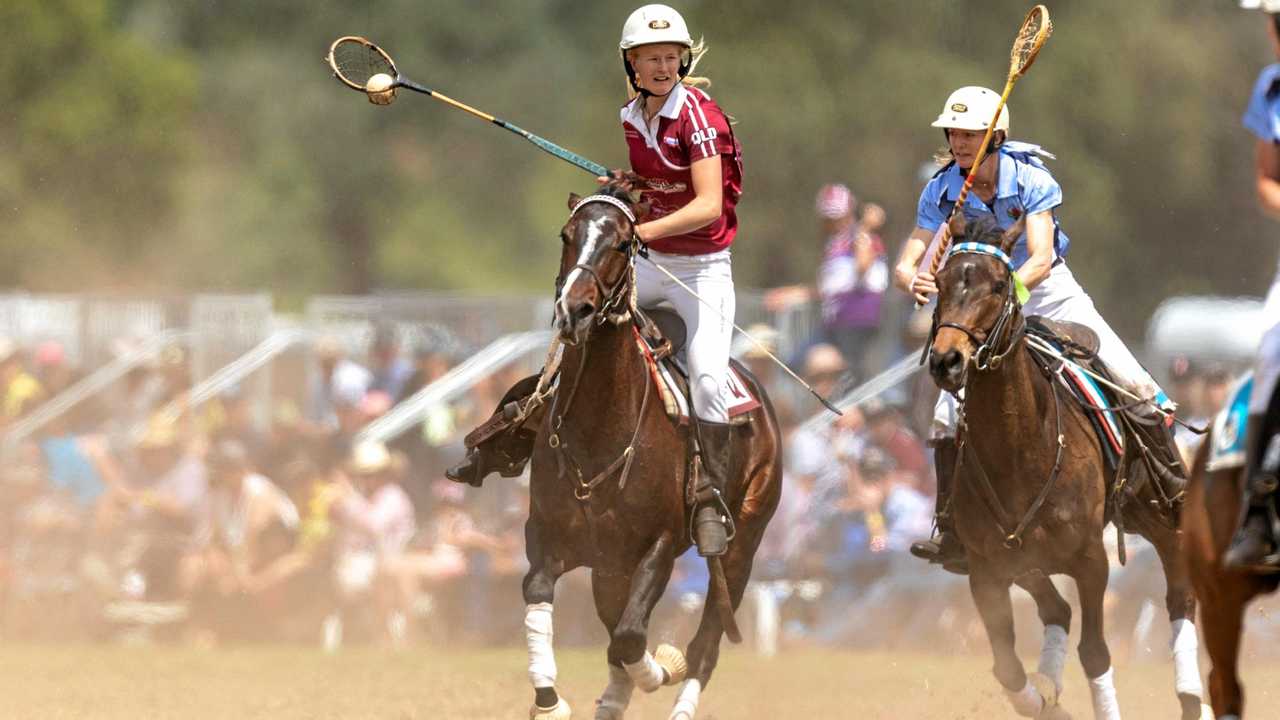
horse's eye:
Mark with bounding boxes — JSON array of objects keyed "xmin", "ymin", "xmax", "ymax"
[
  {"xmin": 992, "ymin": 281, "xmax": 1008, "ymax": 295},
  {"xmin": 560, "ymin": 231, "xmax": 570, "ymax": 246}
]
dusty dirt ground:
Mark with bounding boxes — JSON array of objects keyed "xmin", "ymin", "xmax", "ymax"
[{"xmin": 0, "ymin": 644, "xmax": 1273, "ymax": 719}]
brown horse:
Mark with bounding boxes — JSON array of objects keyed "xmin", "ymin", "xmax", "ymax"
[
  {"xmin": 929, "ymin": 214, "xmax": 1209, "ymax": 720},
  {"xmin": 1182, "ymin": 389, "xmax": 1279, "ymax": 719},
  {"xmin": 518, "ymin": 178, "xmax": 782, "ymax": 720}
]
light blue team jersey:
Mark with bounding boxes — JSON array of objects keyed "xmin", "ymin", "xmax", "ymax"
[
  {"xmin": 915, "ymin": 141, "xmax": 1071, "ymax": 268},
  {"xmin": 1244, "ymin": 63, "xmax": 1280, "ymax": 143}
]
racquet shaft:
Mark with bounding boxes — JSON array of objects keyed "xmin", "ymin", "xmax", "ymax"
[{"xmin": 399, "ymin": 79, "xmax": 609, "ymax": 177}]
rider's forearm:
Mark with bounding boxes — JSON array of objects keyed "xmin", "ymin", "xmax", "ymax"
[
  {"xmin": 638, "ymin": 195, "xmax": 721, "ymax": 240},
  {"xmin": 893, "ymin": 235, "xmax": 929, "ymax": 292},
  {"xmin": 1258, "ymin": 175, "xmax": 1280, "ymax": 219},
  {"xmin": 1015, "ymin": 254, "xmax": 1052, "ymax": 291}
]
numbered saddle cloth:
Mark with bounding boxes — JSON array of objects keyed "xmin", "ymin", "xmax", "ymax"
[{"xmin": 1208, "ymin": 372, "xmax": 1253, "ymax": 472}]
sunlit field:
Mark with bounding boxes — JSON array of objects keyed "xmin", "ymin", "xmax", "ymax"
[{"xmin": 0, "ymin": 644, "xmax": 1275, "ymax": 719}]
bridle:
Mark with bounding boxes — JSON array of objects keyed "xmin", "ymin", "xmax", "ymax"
[
  {"xmin": 560, "ymin": 194, "xmax": 643, "ymax": 325},
  {"xmin": 932, "ymin": 239, "xmax": 1064, "ymax": 553},
  {"xmin": 933, "ymin": 241, "xmax": 1026, "ymax": 372}
]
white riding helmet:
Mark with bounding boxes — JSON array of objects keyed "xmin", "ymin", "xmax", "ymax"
[
  {"xmin": 620, "ymin": 4, "xmax": 693, "ymax": 50},
  {"xmin": 1242, "ymin": 0, "xmax": 1280, "ymax": 12},
  {"xmin": 931, "ymin": 86, "xmax": 1010, "ymax": 133}
]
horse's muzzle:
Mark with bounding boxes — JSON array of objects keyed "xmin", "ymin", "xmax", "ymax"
[
  {"xmin": 553, "ymin": 298, "xmax": 595, "ymax": 346},
  {"xmin": 929, "ymin": 346, "xmax": 967, "ymax": 392}
]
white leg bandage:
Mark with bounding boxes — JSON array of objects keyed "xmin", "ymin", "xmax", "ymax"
[
  {"xmin": 1038, "ymin": 624, "xmax": 1069, "ymax": 695},
  {"xmin": 1005, "ymin": 677, "xmax": 1045, "ymax": 718},
  {"xmin": 668, "ymin": 679, "xmax": 703, "ymax": 720},
  {"xmin": 1170, "ymin": 619, "xmax": 1204, "ymax": 698},
  {"xmin": 526, "ymin": 603, "xmax": 557, "ymax": 689},
  {"xmin": 624, "ymin": 651, "xmax": 665, "ymax": 693},
  {"xmin": 594, "ymin": 664, "xmax": 635, "ymax": 720},
  {"xmin": 1088, "ymin": 667, "xmax": 1122, "ymax": 720}
]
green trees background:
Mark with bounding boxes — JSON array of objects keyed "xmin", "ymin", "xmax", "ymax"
[{"xmin": 2, "ymin": 0, "xmax": 1273, "ymax": 336}]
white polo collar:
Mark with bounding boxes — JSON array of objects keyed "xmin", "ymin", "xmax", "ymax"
[{"xmin": 621, "ymin": 83, "xmax": 689, "ymax": 132}]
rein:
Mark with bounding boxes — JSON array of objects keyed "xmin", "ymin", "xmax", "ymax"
[
  {"xmin": 547, "ymin": 194, "xmax": 652, "ymax": 557},
  {"xmin": 938, "ymin": 240, "xmax": 1062, "ymax": 551}
]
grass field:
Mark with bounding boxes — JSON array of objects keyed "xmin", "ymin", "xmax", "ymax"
[{"xmin": 0, "ymin": 644, "xmax": 1274, "ymax": 719}]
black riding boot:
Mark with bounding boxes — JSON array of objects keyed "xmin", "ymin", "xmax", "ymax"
[
  {"xmin": 1224, "ymin": 416, "xmax": 1280, "ymax": 573},
  {"xmin": 693, "ymin": 420, "xmax": 735, "ymax": 558},
  {"xmin": 445, "ymin": 374, "xmax": 542, "ymax": 488},
  {"xmin": 910, "ymin": 438, "xmax": 969, "ymax": 575}
]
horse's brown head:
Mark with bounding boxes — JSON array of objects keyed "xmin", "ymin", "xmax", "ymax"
[
  {"xmin": 929, "ymin": 213, "xmax": 1025, "ymax": 392},
  {"xmin": 553, "ymin": 174, "xmax": 651, "ymax": 345}
]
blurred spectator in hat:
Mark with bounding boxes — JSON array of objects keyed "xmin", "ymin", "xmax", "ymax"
[
  {"xmin": 862, "ymin": 398, "xmax": 930, "ymax": 496},
  {"xmin": 307, "ymin": 335, "xmax": 372, "ymax": 431},
  {"xmin": 330, "ymin": 440, "xmax": 416, "ymax": 645},
  {"xmin": 802, "ymin": 343, "xmax": 849, "ymax": 406},
  {"xmin": 1166, "ymin": 355, "xmax": 1203, "ymax": 420},
  {"xmin": 0, "ymin": 337, "xmax": 43, "ymax": 425},
  {"xmin": 369, "ymin": 322, "xmax": 413, "ymax": 400},
  {"xmin": 183, "ymin": 439, "xmax": 299, "ymax": 637},
  {"xmin": 33, "ymin": 340, "xmax": 74, "ymax": 397},
  {"xmin": 765, "ymin": 184, "xmax": 890, "ymax": 383}
]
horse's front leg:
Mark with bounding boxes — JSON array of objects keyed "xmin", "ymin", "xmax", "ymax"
[
  {"xmin": 971, "ymin": 565, "xmax": 1056, "ymax": 718},
  {"xmin": 523, "ymin": 520, "xmax": 570, "ymax": 720},
  {"xmin": 591, "ymin": 570, "xmax": 636, "ymax": 720},
  {"xmin": 1014, "ymin": 573, "xmax": 1072, "ymax": 702},
  {"xmin": 1074, "ymin": 544, "xmax": 1122, "ymax": 720},
  {"xmin": 612, "ymin": 532, "xmax": 684, "ymax": 697},
  {"xmin": 1141, "ymin": 517, "xmax": 1213, "ymax": 720}
]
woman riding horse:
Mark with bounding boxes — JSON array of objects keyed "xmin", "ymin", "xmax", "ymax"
[
  {"xmin": 1223, "ymin": 0, "xmax": 1280, "ymax": 573},
  {"xmin": 892, "ymin": 86, "xmax": 1185, "ymax": 573},
  {"xmin": 447, "ymin": 3, "xmax": 746, "ymax": 559}
]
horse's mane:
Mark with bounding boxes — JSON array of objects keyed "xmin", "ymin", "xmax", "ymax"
[
  {"xmin": 961, "ymin": 214, "xmax": 1006, "ymax": 249},
  {"xmin": 595, "ymin": 182, "xmax": 636, "ymax": 203}
]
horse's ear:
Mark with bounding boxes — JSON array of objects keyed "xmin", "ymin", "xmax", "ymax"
[
  {"xmin": 567, "ymin": 192, "xmax": 582, "ymax": 211},
  {"xmin": 1000, "ymin": 217, "xmax": 1026, "ymax": 255},
  {"xmin": 948, "ymin": 212, "xmax": 967, "ymax": 240}
]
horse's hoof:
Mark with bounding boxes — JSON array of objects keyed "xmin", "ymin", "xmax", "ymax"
[
  {"xmin": 593, "ymin": 702, "xmax": 624, "ymax": 720},
  {"xmin": 1028, "ymin": 672, "xmax": 1060, "ymax": 708},
  {"xmin": 1039, "ymin": 706, "xmax": 1072, "ymax": 720},
  {"xmin": 530, "ymin": 698, "xmax": 572, "ymax": 720},
  {"xmin": 655, "ymin": 644, "xmax": 688, "ymax": 686},
  {"xmin": 1196, "ymin": 703, "xmax": 1213, "ymax": 720}
]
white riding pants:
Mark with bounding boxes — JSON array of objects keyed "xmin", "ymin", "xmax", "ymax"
[
  {"xmin": 636, "ymin": 248, "xmax": 735, "ymax": 423},
  {"xmin": 933, "ymin": 262, "xmax": 1160, "ymax": 439},
  {"xmin": 1248, "ymin": 261, "xmax": 1280, "ymax": 415}
]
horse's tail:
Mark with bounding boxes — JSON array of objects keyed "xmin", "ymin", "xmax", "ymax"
[{"xmin": 707, "ymin": 555, "xmax": 742, "ymax": 644}]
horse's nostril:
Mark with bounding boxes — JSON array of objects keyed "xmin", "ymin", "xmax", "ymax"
[
  {"xmin": 930, "ymin": 349, "xmax": 964, "ymax": 380},
  {"xmin": 572, "ymin": 302, "xmax": 595, "ymax": 323}
]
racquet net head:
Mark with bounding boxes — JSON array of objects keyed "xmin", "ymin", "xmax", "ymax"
[
  {"xmin": 1011, "ymin": 5, "xmax": 1052, "ymax": 77},
  {"xmin": 328, "ymin": 36, "xmax": 397, "ymax": 90}
]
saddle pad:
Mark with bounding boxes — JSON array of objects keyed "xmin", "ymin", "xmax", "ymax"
[
  {"xmin": 1057, "ymin": 354, "xmax": 1125, "ymax": 463},
  {"xmin": 1208, "ymin": 372, "xmax": 1253, "ymax": 472},
  {"xmin": 632, "ymin": 326, "xmax": 761, "ymax": 424}
]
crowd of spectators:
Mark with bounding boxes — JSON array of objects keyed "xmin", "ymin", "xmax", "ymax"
[{"xmin": 0, "ymin": 325, "xmax": 532, "ymax": 649}]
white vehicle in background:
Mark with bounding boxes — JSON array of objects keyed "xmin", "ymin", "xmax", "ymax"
[{"xmin": 1145, "ymin": 295, "xmax": 1267, "ymax": 382}]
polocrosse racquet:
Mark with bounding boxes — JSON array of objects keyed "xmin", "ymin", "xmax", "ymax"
[
  {"xmin": 923, "ymin": 5, "xmax": 1053, "ymax": 284},
  {"xmin": 327, "ymin": 36, "xmax": 609, "ymax": 177}
]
